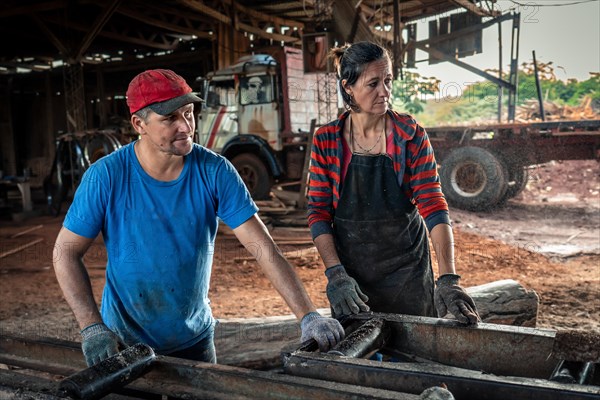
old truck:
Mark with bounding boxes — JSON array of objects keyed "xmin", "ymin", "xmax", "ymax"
[
  {"xmin": 196, "ymin": 47, "xmax": 338, "ymax": 199},
  {"xmin": 430, "ymin": 119, "xmax": 600, "ymax": 210}
]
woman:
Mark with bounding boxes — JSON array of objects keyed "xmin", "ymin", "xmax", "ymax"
[{"xmin": 307, "ymin": 41, "xmax": 480, "ymax": 324}]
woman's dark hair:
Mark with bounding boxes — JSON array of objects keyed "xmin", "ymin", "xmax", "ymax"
[{"xmin": 329, "ymin": 41, "xmax": 392, "ymax": 111}]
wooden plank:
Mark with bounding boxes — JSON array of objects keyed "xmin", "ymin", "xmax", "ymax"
[
  {"xmin": 0, "ymin": 238, "xmax": 44, "ymax": 259},
  {"xmin": 10, "ymin": 224, "xmax": 43, "ymax": 239},
  {"xmin": 297, "ymin": 119, "xmax": 316, "ymax": 209}
]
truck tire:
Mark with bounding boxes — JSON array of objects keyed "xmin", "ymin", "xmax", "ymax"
[
  {"xmin": 495, "ymin": 156, "xmax": 529, "ymax": 205},
  {"xmin": 505, "ymin": 165, "xmax": 529, "ymax": 199},
  {"xmin": 231, "ymin": 153, "xmax": 272, "ymax": 200},
  {"xmin": 439, "ymin": 147, "xmax": 508, "ymax": 211}
]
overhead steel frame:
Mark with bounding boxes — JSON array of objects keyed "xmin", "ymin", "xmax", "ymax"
[
  {"xmin": 405, "ymin": 12, "xmax": 521, "ymax": 122},
  {"xmin": 63, "ymin": 63, "xmax": 87, "ymax": 133}
]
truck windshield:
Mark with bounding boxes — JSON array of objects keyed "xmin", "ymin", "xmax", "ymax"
[
  {"xmin": 240, "ymin": 76, "xmax": 272, "ymax": 105},
  {"xmin": 206, "ymin": 80, "xmax": 236, "ymax": 108}
]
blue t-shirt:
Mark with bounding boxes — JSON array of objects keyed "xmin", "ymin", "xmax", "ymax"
[{"xmin": 64, "ymin": 142, "xmax": 258, "ymax": 353}]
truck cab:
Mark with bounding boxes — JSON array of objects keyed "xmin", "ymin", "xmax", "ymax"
[{"xmin": 196, "ymin": 48, "xmax": 337, "ymax": 199}]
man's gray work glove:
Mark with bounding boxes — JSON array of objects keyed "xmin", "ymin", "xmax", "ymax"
[
  {"xmin": 325, "ymin": 264, "xmax": 370, "ymax": 317},
  {"xmin": 434, "ymin": 274, "xmax": 481, "ymax": 325},
  {"xmin": 300, "ymin": 312, "xmax": 345, "ymax": 352},
  {"xmin": 80, "ymin": 322, "xmax": 123, "ymax": 366}
]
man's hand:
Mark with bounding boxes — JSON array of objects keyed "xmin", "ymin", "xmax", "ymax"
[
  {"xmin": 434, "ymin": 274, "xmax": 481, "ymax": 325},
  {"xmin": 300, "ymin": 312, "xmax": 345, "ymax": 352},
  {"xmin": 325, "ymin": 264, "xmax": 370, "ymax": 317},
  {"xmin": 80, "ymin": 323, "xmax": 123, "ymax": 366}
]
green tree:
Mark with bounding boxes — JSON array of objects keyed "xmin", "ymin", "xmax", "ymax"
[
  {"xmin": 391, "ymin": 71, "xmax": 439, "ymax": 114},
  {"xmin": 401, "ymin": 60, "xmax": 599, "ymax": 125}
]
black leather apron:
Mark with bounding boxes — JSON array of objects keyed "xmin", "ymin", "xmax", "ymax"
[{"xmin": 333, "ymin": 152, "xmax": 435, "ymax": 317}]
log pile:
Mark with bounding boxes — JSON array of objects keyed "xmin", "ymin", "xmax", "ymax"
[{"xmin": 516, "ymin": 96, "xmax": 598, "ymax": 122}]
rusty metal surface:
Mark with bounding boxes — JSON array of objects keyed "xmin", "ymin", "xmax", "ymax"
[
  {"xmin": 59, "ymin": 343, "xmax": 156, "ymax": 400},
  {"xmin": 346, "ymin": 313, "xmax": 559, "ymax": 378},
  {"xmin": 328, "ymin": 318, "xmax": 390, "ymax": 358},
  {"xmin": 0, "ymin": 334, "xmax": 417, "ymax": 399},
  {"xmin": 282, "ymin": 313, "xmax": 600, "ymax": 400},
  {"xmin": 283, "ymin": 352, "xmax": 600, "ymax": 400}
]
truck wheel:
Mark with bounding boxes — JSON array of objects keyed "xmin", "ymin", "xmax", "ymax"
[
  {"xmin": 505, "ymin": 165, "xmax": 529, "ymax": 199},
  {"xmin": 231, "ymin": 153, "xmax": 272, "ymax": 200},
  {"xmin": 495, "ymin": 156, "xmax": 529, "ymax": 205},
  {"xmin": 440, "ymin": 147, "xmax": 508, "ymax": 211}
]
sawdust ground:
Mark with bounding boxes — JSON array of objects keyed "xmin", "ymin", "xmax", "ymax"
[{"xmin": 0, "ymin": 160, "xmax": 598, "ymax": 343}]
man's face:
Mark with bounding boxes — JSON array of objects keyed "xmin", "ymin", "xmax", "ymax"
[{"xmin": 134, "ymin": 103, "xmax": 195, "ymax": 156}]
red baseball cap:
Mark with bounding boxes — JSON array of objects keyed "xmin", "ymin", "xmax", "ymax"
[{"xmin": 126, "ymin": 69, "xmax": 203, "ymax": 115}]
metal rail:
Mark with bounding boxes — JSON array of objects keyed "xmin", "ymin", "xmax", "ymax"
[
  {"xmin": 282, "ymin": 314, "xmax": 600, "ymax": 400},
  {"xmin": 0, "ymin": 334, "xmax": 417, "ymax": 399}
]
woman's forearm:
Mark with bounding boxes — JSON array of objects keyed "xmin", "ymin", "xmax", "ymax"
[
  {"xmin": 313, "ymin": 233, "xmax": 341, "ymax": 268},
  {"xmin": 429, "ymin": 223, "xmax": 456, "ymax": 276}
]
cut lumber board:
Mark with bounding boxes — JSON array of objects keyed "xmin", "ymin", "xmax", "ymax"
[
  {"xmin": 0, "ymin": 238, "xmax": 44, "ymax": 259},
  {"xmin": 10, "ymin": 224, "xmax": 43, "ymax": 239}
]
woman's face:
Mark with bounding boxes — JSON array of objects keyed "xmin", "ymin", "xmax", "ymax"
[{"xmin": 344, "ymin": 57, "xmax": 393, "ymax": 115}]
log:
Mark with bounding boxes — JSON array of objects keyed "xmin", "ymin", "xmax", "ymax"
[
  {"xmin": 215, "ymin": 280, "xmax": 539, "ymax": 368},
  {"xmin": 466, "ymin": 279, "xmax": 539, "ymax": 327}
]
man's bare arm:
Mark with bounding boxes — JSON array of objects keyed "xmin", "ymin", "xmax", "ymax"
[
  {"xmin": 53, "ymin": 227, "xmax": 101, "ymax": 330},
  {"xmin": 232, "ymin": 214, "xmax": 316, "ymax": 319}
]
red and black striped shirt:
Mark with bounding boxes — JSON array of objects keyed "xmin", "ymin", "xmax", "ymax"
[{"xmin": 307, "ymin": 110, "xmax": 450, "ymax": 239}]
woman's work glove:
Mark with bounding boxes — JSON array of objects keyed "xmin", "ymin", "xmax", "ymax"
[
  {"xmin": 80, "ymin": 322, "xmax": 123, "ymax": 366},
  {"xmin": 300, "ymin": 311, "xmax": 345, "ymax": 352},
  {"xmin": 325, "ymin": 264, "xmax": 370, "ymax": 317},
  {"xmin": 434, "ymin": 274, "xmax": 481, "ymax": 325}
]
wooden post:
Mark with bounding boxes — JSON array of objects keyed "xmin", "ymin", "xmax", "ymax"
[{"xmin": 296, "ymin": 119, "xmax": 316, "ymax": 209}]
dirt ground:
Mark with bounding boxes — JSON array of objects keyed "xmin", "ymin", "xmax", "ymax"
[{"xmin": 0, "ymin": 160, "xmax": 598, "ymax": 344}]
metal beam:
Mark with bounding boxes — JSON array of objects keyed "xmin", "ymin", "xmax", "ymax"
[
  {"xmin": 237, "ymin": 21, "xmax": 300, "ymax": 43},
  {"xmin": 0, "ymin": 0, "xmax": 67, "ymax": 18},
  {"xmin": 415, "ymin": 42, "xmax": 515, "ymax": 90},
  {"xmin": 414, "ymin": 12, "xmax": 513, "ymax": 48},
  {"xmin": 116, "ymin": 5, "xmax": 214, "ymax": 39},
  {"xmin": 75, "ymin": 0, "xmax": 124, "ymax": 62},
  {"xmin": 40, "ymin": 15, "xmax": 181, "ymax": 51},
  {"xmin": 450, "ymin": 0, "xmax": 501, "ymax": 17},
  {"xmin": 283, "ymin": 313, "xmax": 600, "ymax": 400},
  {"xmin": 227, "ymin": 0, "xmax": 305, "ymax": 30},
  {"xmin": 30, "ymin": 14, "xmax": 72, "ymax": 60},
  {"xmin": 178, "ymin": 0, "xmax": 232, "ymax": 24},
  {"xmin": 0, "ymin": 334, "xmax": 417, "ymax": 400},
  {"xmin": 283, "ymin": 352, "xmax": 600, "ymax": 400}
]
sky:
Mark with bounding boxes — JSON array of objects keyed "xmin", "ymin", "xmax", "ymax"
[{"xmin": 410, "ymin": 0, "xmax": 600, "ymax": 92}]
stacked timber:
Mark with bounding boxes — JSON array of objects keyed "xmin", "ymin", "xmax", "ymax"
[{"xmin": 516, "ymin": 96, "xmax": 599, "ymax": 122}]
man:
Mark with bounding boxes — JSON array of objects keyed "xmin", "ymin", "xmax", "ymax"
[{"xmin": 53, "ymin": 69, "xmax": 343, "ymax": 367}]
